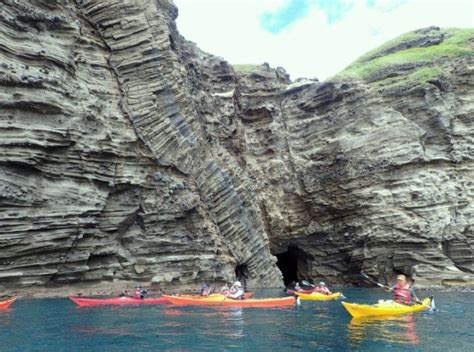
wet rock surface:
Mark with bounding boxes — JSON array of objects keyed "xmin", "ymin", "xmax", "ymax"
[{"xmin": 0, "ymin": 1, "xmax": 472, "ymax": 295}]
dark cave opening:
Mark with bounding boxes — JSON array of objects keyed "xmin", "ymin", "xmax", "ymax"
[
  {"xmin": 275, "ymin": 245, "xmax": 309, "ymax": 287},
  {"xmin": 235, "ymin": 263, "xmax": 248, "ymax": 286}
]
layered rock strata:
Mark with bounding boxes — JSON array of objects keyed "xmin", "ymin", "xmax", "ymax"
[
  {"xmin": 0, "ymin": 0, "xmax": 281, "ymax": 292},
  {"xmin": 0, "ymin": 0, "xmax": 472, "ymax": 294}
]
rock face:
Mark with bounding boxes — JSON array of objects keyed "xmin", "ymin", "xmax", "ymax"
[{"xmin": 0, "ymin": 1, "xmax": 473, "ymax": 294}]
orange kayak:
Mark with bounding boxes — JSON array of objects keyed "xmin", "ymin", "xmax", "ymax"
[
  {"xmin": 69, "ymin": 293, "xmax": 252, "ymax": 307},
  {"xmin": 163, "ymin": 295, "xmax": 296, "ymax": 308},
  {"xmin": 178, "ymin": 293, "xmax": 254, "ymax": 299},
  {"xmin": 0, "ymin": 297, "xmax": 16, "ymax": 309}
]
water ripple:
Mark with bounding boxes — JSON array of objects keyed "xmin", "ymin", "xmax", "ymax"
[{"xmin": 0, "ymin": 289, "xmax": 472, "ymax": 351}]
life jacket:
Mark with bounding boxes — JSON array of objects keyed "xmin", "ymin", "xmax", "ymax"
[
  {"xmin": 227, "ymin": 288, "xmax": 245, "ymax": 300},
  {"xmin": 394, "ymin": 283, "xmax": 411, "ymax": 304},
  {"xmin": 319, "ymin": 286, "xmax": 331, "ymax": 295}
]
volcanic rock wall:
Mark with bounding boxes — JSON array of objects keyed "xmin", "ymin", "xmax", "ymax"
[
  {"xmin": 0, "ymin": 0, "xmax": 472, "ymax": 293},
  {"xmin": 0, "ymin": 0, "xmax": 281, "ymax": 293}
]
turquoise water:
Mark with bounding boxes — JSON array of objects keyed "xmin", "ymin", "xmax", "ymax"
[{"xmin": 0, "ymin": 288, "xmax": 472, "ymax": 351}]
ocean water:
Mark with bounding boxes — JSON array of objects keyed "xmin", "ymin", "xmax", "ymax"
[{"xmin": 0, "ymin": 288, "xmax": 472, "ymax": 351}]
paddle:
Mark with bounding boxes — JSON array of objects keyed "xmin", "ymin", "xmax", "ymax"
[
  {"xmin": 428, "ymin": 295, "xmax": 437, "ymax": 311},
  {"xmin": 360, "ymin": 272, "xmax": 390, "ymax": 289},
  {"xmin": 301, "ymin": 280, "xmax": 315, "ymax": 288}
]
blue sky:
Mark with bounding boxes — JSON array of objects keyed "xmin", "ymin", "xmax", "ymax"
[
  {"xmin": 261, "ymin": 0, "xmax": 356, "ymax": 33},
  {"xmin": 174, "ymin": 0, "xmax": 473, "ymax": 80}
]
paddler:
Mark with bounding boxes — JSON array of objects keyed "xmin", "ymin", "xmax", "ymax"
[
  {"xmin": 226, "ymin": 281, "xmax": 245, "ymax": 300},
  {"xmin": 315, "ymin": 281, "xmax": 332, "ymax": 295},
  {"xmin": 388, "ymin": 274, "xmax": 420, "ymax": 305},
  {"xmin": 200, "ymin": 283, "xmax": 211, "ymax": 296}
]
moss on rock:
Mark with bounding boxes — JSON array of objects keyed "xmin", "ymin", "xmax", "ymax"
[{"xmin": 232, "ymin": 64, "xmax": 260, "ymax": 73}]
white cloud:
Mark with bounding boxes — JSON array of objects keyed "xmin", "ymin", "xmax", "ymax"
[{"xmin": 174, "ymin": 0, "xmax": 474, "ymax": 80}]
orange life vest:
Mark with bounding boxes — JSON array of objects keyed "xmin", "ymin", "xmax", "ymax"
[{"xmin": 394, "ymin": 283, "xmax": 411, "ymax": 304}]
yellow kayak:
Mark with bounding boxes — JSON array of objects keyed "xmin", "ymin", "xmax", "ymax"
[
  {"xmin": 294, "ymin": 292, "xmax": 343, "ymax": 301},
  {"xmin": 341, "ymin": 298, "xmax": 432, "ymax": 318}
]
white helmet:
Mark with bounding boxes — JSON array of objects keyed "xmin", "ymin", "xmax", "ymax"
[
  {"xmin": 319, "ymin": 281, "xmax": 326, "ymax": 286},
  {"xmin": 233, "ymin": 281, "xmax": 242, "ymax": 287}
]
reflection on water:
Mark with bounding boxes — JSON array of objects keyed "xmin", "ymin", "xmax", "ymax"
[
  {"xmin": 203, "ymin": 309, "xmax": 245, "ymax": 339},
  {"xmin": 348, "ymin": 314, "xmax": 419, "ymax": 347},
  {"xmin": 0, "ymin": 309, "xmax": 12, "ymax": 327},
  {"xmin": 73, "ymin": 326, "xmax": 136, "ymax": 337},
  {"xmin": 1, "ymin": 289, "xmax": 473, "ymax": 351},
  {"xmin": 157, "ymin": 305, "xmax": 248, "ymax": 342}
]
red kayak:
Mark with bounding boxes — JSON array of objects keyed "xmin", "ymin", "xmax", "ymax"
[
  {"xmin": 69, "ymin": 296, "xmax": 169, "ymax": 307},
  {"xmin": 0, "ymin": 297, "xmax": 16, "ymax": 309}
]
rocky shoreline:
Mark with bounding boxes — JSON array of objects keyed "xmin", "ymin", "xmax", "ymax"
[{"xmin": 3, "ymin": 283, "xmax": 473, "ymax": 300}]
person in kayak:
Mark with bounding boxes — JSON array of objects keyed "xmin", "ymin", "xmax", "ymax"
[
  {"xmin": 388, "ymin": 274, "xmax": 420, "ymax": 305},
  {"xmin": 134, "ymin": 286, "xmax": 147, "ymax": 299},
  {"xmin": 220, "ymin": 284, "xmax": 230, "ymax": 295},
  {"xmin": 315, "ymin": 281, "xmax": 332, "ymax": 295},
  {"xmin": 286, "ymin": 281, "xmax": 302, "ymax": 292},
  {"xmin": 119, "ymin": 290, "xmax": 130, "ymax": 297},
  {"xmin": 226, "ymin": 281, "xmax": 245, "ymax": 300},
  {"xmin": 200, "ymin": 283, "xmax": 211, "ymax": 296}
]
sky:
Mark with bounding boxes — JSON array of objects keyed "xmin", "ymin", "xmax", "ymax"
[{"xmin": 173, "ymin": 0, "xmax": 474, "ymax": 81}]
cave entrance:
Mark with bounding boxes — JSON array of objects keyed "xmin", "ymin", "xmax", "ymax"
[
  {"xmin": 235, "ymin": 264, "xmax": 248, "ymax": 287},
  {"xmin": 275, "ymin": 246, "xmax": 310, "ymax": 287}
]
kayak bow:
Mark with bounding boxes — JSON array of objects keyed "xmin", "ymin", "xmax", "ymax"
[
  {"xmin": 341, "ymin": 297, "xmax": 432, "ymax": 318},
  {"xmin": 163, "ymin": 295, "xmax": 296, "ymax": 308},
  {"xmin": 0, "ymin": 297, "xmax": 16, "ymax": 309}
]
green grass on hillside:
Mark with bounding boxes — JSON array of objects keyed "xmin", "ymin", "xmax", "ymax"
[
  {"xmin": 232, "ymin": 64, "xmax": 260, "ymax": 73},
  {"xmin": 334, "ymin": 28, "xmax": 474, "ymax": 83},
  {"xmin": 378, "ymin": 67, "xmax": 445, "ymax": 90}
]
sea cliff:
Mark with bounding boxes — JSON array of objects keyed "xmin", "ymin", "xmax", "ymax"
[{"xmin": 0, "ymin": 0, "xmax": 472, "ymax": 296}]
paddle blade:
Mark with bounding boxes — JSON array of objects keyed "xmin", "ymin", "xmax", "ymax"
[
  {"xmin": 360, "ymin": 272, "xmax": 370, "ymax": 279},
  {"xmin": 301, "ymin": 280, "xmax": 315, "ymax": 288},
  {"xmin": 429, "ymin": 297, "xmax": 436, "ymax": 311},
  {"xmin": 296, "ymin": 297, "xmax": 301, "ymax": 306}
]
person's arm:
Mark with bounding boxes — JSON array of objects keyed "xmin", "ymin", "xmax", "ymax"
[
  {"xmin": 410, "ymin": 288, "xmax": 420, "ymax": 303},
  {"xmin": 226, "ymin": 291, "xmax": 238, "ymax": 299}
]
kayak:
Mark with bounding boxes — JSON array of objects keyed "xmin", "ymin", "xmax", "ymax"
[
  {"xmin": 341, "ymin": 298, "xmax": 432, "ymax": 318},
  {"xmin": 0, "ymin": 297, "xmax": 16, "ymax": 309},
  {"xmin": 163, "ymin": 295, "xmax": 296, "ymax": 308},
  {"xmin": 287, "ymin": 288, "xmax": 319, "ymax": 295},
  {"xmin": 69, "ymin": 296, "xmax": 169, "ymax": 307},
  {"xmin": 179, "ymin": 293, "xmax": 254, "ymax": 299},
  {"xmin": 294, "ymin": 292, "xmax": 343, "ymax": 301},
  {"xmin": 69, "ymin": 293, "xmax": 252, "ymax": 307}
]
